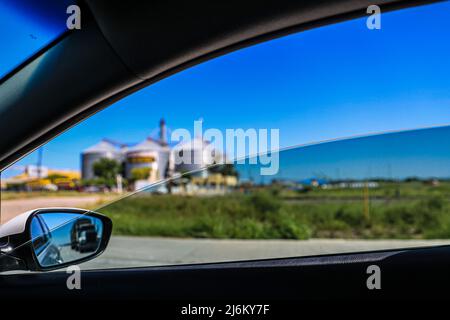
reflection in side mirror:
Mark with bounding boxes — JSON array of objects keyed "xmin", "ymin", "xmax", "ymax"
[
  {"xmin": 31, "ymin": 213, "xmax": 104, "ymax": 268},
  {"xmin": 0, "ymin": 208, "xmax": 112, "ymax": 273}
]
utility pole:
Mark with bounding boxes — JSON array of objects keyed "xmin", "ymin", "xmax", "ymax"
[
  {"xmin": 363, "ymin": 181, "xmax": 370, "ymax": 221},
  {"xmin": 116, "ymin": 174, "xmax": 123, "ymax": 194},
  {"xmin": 37, "ymin": 147, "xmax": 43, "ymax": 179}
]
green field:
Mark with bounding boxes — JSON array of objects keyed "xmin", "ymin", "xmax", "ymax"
[{"xmin": 100, "ymin": 181, "xmax": 450, "ymax": 240}]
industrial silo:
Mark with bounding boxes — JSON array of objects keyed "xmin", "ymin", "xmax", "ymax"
[
  {"xmin": 126, "ymin": 138, "xmax": 167, "ymax": 182},
  {"xmin": 81, "ymin": 140, "xmax": 123, "ymax": 180},
  {"xmin": 125, "ymin": 119, "xmax": 172, "ymax": 183},
  {"xmin": 172, "ymin": 137, "xmax": 218, "ymax": 177}
]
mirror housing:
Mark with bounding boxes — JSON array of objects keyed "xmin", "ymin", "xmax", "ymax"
[{"xmin": 0, "ymin": 208, "xmax": 112, "ymax": 272}]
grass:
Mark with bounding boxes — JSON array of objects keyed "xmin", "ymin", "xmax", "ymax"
[
  {"xmin": 5, "ymin": 182, "xmax": 450, "ymax": 240},
  {"xmin": 281, "ymin": 181, "xmax": 450, "ymax": 200},
  {"xmin": 99, "ymin": 183, "xmax": 450, "ymax": 240}
]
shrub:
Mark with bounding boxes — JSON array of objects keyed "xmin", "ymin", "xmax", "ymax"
[{"xmin": 100, "ymin": 190, "xmax": 450, "ymax": 240}]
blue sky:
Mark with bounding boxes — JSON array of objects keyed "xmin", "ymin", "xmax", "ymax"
[
  {"xmin": 1, "ymin": 1, "xmax": 450, "ymax": 179},
  {"xmin": 0, "ymin": 0, "xmax": 70, "ymax": 78}
]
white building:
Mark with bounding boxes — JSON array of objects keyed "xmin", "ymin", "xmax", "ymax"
[
  {"xmin": 172, "ymin": 136, "xmax": 222, "ymax": 177},
  {"xmin": 81, "ymin": 140, "xmax": 123, "ymax": 180},
  {"xmin": 81, "ymin": 119, "xmax": 223, "ymax": 188},
  {"xmin": 125, "ymin": 138, "xmax": 171, "ymax": 182}
]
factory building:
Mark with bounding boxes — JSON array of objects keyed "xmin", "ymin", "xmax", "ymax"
[
  {"xmin": 125, "ymin": 138, "xmax": 171, "ymax": 182},
  {"xmin": 125, "ymin": 119, "xmax": 172, "ymax": 182},
  {"xmin": 4, "ymin": 165, "xmax": 81, "ymax": 191},
  {"xmin": 81, "ymin": 119, "xmax": 173, "ymax": 184},
  {"xmin": 81, "ymin": 119, "xmax": 230, "ymax": 191},
  {"xmin": 81, "ymin": 139, "xmax": 124, "ymax": 180},
  {"xmin": 172, "ymin": 137, "xmax": 221, "ymax": 178}
]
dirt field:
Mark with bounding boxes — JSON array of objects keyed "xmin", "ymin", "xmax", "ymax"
[{"xmin": 0, "ymin": 196, "xmax": 107, "ymax": 223}]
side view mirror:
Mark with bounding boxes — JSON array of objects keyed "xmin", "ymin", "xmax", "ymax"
[{"xmin": 0, "ymin": 208, "xmax": 112, "ymax": 272}]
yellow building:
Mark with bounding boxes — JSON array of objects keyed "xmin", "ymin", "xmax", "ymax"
[
  {"xmin": 191, "ymin": 173, "xmax": 238, "ymax": 188},
  {"xmin": 5, "ymin": 165, "xmax": 80, "ymax": 190}
]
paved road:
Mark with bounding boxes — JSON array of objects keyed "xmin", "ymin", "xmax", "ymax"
[
  {"xmin": 79, "ymin": 236, "xmax": 450, "ymax": 270},
  {"xmin": 3, "ymin": 237, "xmax": 449, "ymax": 274},
  {"xmin": 0, "ymin": 196, "xmax": 104, "ymax": 223}
]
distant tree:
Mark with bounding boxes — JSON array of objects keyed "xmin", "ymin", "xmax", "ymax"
[
  {"xmin": 404, "ymin": 176, "xmax": 421, "ymax": 182},
  {"xmin": 130, "ymin": 167, "xmax": 151, "ymax": 181},
  {"xmin": 177, "ymin": 169, "xmax": 194, "ymax": 182},
  {"xmin": 93, "ymin": 158, "xmax": 121, "ymax": 187},
  {"xmin": 46, "ymin": 173, "xmax": 67, "ymax": 183},
  {"xmin": 208, "ymin": 163, "xmax": 239, "ymax": 177}
]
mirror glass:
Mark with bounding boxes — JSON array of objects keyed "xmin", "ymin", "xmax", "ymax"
[{"xmin": 30, "ymin": 213, "xmax": 103, "ymax": 268}]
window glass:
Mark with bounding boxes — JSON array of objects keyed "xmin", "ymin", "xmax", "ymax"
[{"xmin": 1, "ymin": 1, "xmax": 450, "ymax": 270}]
